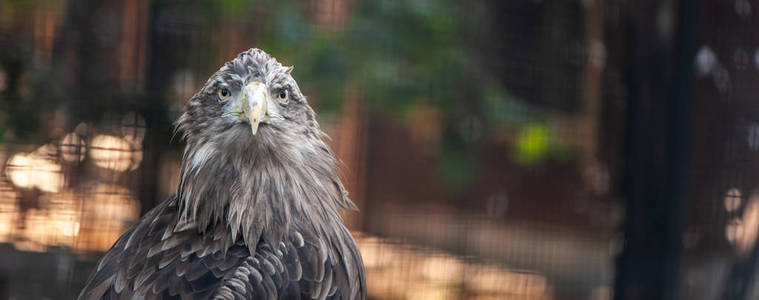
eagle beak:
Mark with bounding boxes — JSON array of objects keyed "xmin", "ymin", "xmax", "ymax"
[{"xmin": 242, "ymin": 81, "xmax": 269, "ymax": 135}]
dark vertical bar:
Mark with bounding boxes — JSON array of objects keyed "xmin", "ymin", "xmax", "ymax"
[
  {"xmin": 614, "ymin": 0, "xmax": 699, "ymax": 299},
  {"xmin": 138, "ymin": 0, "xmax": 176, "ymax": 215},
  {"xmin": 664, "ymin": 0, "xmax": 699, "ymax": 298},
  {"xmin": 137, "ymin": 0, "xmax": 162, "ymax": 216}
]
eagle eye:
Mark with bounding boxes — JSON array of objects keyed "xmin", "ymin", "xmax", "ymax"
[
  {"xmin": 277, "ymin": 89, "xmax": 289, "ymax": 104},
  {"xmin": 218, "ymin": 87, "xmax": 232, "ymax": 101}
]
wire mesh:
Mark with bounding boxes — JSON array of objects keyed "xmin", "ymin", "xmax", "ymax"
[{"xmin": 0, "ymin": 0, "xmax": 756, "ymax": 299}]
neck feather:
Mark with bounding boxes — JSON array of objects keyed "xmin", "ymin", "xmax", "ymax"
[{"xmin": 175, "ymin": 125, "xmax": 355, "ymax": 249}]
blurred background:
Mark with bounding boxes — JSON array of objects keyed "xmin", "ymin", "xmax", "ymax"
[{"xmin": 0, "ymin": 0, "xmax": 756, "ymax": 299}]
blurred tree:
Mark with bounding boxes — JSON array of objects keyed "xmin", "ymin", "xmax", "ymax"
[
  {"xmin": 246, "ymin": 0, "xmax": 565, "ymax": 189},
  {"xmin": 0, "ymin": 0, "xmax": 575, "ymax": 194}
]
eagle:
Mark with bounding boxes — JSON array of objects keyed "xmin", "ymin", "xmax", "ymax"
[{"xmin": 79, "ymin": 48, "xmax": 366, "ymax": 300}]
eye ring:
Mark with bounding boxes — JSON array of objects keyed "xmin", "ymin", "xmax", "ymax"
[
  {"xmin": 218, "ymin": 87, "xmax": 232, "ymax": 101},
  {"xmin": 277, "ymin": 89, "xmax": 289, "ymax": 104}
]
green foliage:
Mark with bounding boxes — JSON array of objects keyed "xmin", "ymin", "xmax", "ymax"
[
  {"xmin": 482, "ymin": 83, "xmax": 542, "ymax": 126},
  {"xmin": 190, "ymin": 0, "xmax": 558, "ymax": 189},
  {"xmin": 345, "ymin": 1, "xmax": 470, "ymax": 117},
  {"xmin": 514, "ymin": 124, "xmax": 551, "ymax": 165},
  {"xmin": 513, "ymin": 123, "xmax": 577, "ymax": 165},
  {"xmin": 244, "ymin": 0, "xmax": 555, "ymax": 188},
  {"xmin": 234, "ymin": 0, "xmax": 477, "ymax": 119},
  {"xmin": 439, "ymin": 124, "xmax": 477, "ymax": 191}
]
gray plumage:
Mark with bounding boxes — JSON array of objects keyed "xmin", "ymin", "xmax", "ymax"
[{"xmin": 79, "ymin": 48, "xmax": 366, "ymax": 300}]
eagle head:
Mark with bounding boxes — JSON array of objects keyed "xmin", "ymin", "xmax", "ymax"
[
  {"xmin": 176, "ymin": 48, "xmax": 317, "ymax": 147},
  {"xmin": 174, "ymin": 48, "xmax": 355, "ymax": 247}
]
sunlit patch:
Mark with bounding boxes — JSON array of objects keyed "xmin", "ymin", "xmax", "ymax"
[
  {"xmin": 405, "ymin": 284, "xmax": 454, "ymax": 300},
  {"xmin": 356, "ymin": 235, "xmax": 397, "ymax": 269},
  {"xmin": 1, "ymin": 183, "xmax": 140, "ymax": 253},
  {"xmin": 9, "ymin": 191, "xmax": 76, "ymax": 252},
  {"xmin": 0, "ymin": 186, "xmax": 19, "ymax": 242},
  {"xmin": 61, "ymin": 132, "xmax": 87, "ymax": 163},
  {"xmin": 726, "ymin": 218, "xmax": 743, "ymax": 246},
  {"xmin": 728, "ymin": 190, "xmax": 759, "ymax": 255},
  {"xmin": 724, "ymin": 188, "xmax": 743, "ymax": 212},
  {"xmin": 466, "ymin": 266, "xmax": 550, "ymax": 297},
  {"xmin": 14, "ymin": 209, "xmax": 58, "ymax": 252},
  {"xmin": 13, "ymin": 191, "xmax": 81, "ymax": 252},
  {"xmin": 0, "ymin": 124, "xmax": 143, "ymax": 253},
  {"xmin": 421, "ymin": 255, "xmax": 463, "ymax": 282},
  {"xmin": 48, "ymin": 193, "xmax": 81, "ymax": 237},
  {"xmin": 90, "ymin": 134, "xmax": 143, "ymax": 171},
  {"xmin": 75, "ymin": 183, "xmax": 140, "ymax": 251},
  {"xmin": 355, "ymin": 233, "xmax": 554, "ymax": 300},
  {"xmin": 5, "ymin": 145, "xmax": 64, "ymax": 193}
]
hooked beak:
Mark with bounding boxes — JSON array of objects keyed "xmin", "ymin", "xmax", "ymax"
[{"xmin": 242, "ymin": 81, "xmax": 268, "ymax": 135}]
